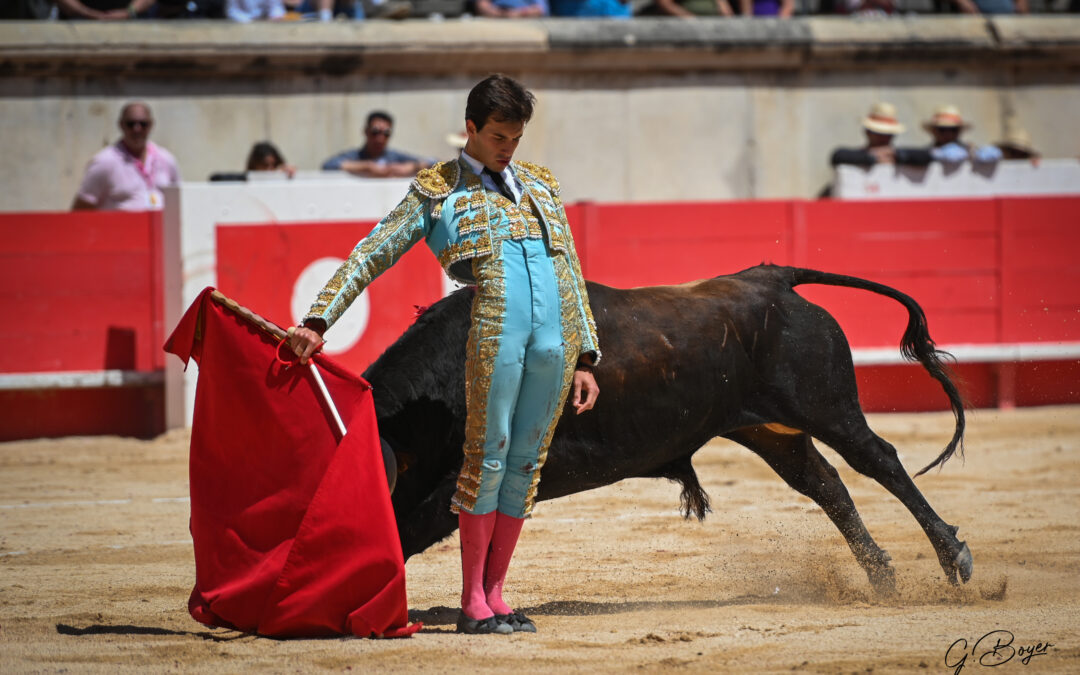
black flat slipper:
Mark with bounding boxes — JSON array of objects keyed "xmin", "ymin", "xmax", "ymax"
[
  {"xmin": 457, "ymin": 612, "xmax": 513, "ymax": 635},
  {"xmin": 494, "ymin": 611, "xmax": 537, "ymax": 633}
]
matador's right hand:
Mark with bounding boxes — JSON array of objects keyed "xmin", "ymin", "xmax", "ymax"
[{"xmin": 287, "ymin": 325, "xmax": 325, "ymax": 365}]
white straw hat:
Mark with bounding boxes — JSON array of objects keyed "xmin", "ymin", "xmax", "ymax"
[
  {"xmin": 923, "ymin": 104, "xmax": 971, "ymax": 131},
  {"xmin": 862, "ymin": 102, "xmax": 905, "ymax": 135}
]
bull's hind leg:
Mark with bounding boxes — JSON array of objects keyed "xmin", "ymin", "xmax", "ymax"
[
  {"xmin": 726, "ymin": 426, "xmax": 897, "ymax": 593},
  {"xmin": 803, "ymin": 420, "xmax": 972, "ymax": 585}
]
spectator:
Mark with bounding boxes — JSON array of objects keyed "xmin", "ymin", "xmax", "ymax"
[
  {"xmin": 360, "ymin": 0, "xmax": 412, "ymax": 16},
  {"xmin": 922, "ymin": 104, "xmax": 1002, "ymax": 164},
  {"xmin": 246, "ymin": 141, "xmax": 297, "ymax": 178},
  {"xmin": 56, "ymin": 0, "xmax": 156, "ymax": 19},
  {"xmin": 473, "ymin": 0, "xmax": 548, "ymax": 17},
  {"xmin": 1, "ymin": 0, "xmax": 53, "ymax": 18},
  {"xmin": 995, "ymin": 121, "xmax": 1040, "ymax": 165},
  {"xmin": 321, "ymin": 111, "xmax": 433, "ymax": 178},
  {"xmin": 831, "ymin": 102, "xmax": 932, "ymax": 168},
  {"xmin": 285, "ymin": 0, "xmax": 411, "ymax": 18},
  {"xmin": 549, "ymin": 0, "xmax": 632, "ymax": 16},
  {"xmin": 643, "ymin": 0, "xmax": 734, "ymax": 17},
  {"xmin": 226, "ymin": 0, "xmax": 286, "ymax": 21},
  {"xmin": 828, "ymin": 0, "xmax": 894, "ymax": 15},
  {"xmin": 446, "ymin": 129, "xmax": 468, "ymax": 153},
  {"xmin": 72, "ymin": 102, "xmax": 180, "ymax": 212},
  {"xmin": 949, "ymin": 0, "xmax": 1027, "ymax": 13},
  {"xmin": 739, "ymin": 0, "xmax": 793, "ymax": 16}
]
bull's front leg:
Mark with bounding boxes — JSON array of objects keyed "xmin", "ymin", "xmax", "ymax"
[{"xmin": 396, "ymin": 474, "xmax": 461, "ymax": 561}]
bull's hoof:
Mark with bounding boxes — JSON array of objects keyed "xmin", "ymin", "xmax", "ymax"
[
  {"xmin": 952, "ymin": 541, "xmax": 973, "ymax": 584},
  {"xmin": 868, "ymin": 565, "xmax": 897, "ymax": 596}
]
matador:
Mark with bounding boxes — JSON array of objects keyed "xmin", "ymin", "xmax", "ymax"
[{"xmin": 289, "ymin": 74, "xmax": 600, "ymax": 636}]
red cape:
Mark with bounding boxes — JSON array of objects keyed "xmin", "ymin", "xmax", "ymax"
[{"xmin": 164, "ymin": 288, "xmax": 420, "ymax": 638}]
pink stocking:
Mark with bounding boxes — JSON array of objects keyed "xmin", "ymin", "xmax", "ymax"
[
  {"xmin": 483, "ymin": 511, "xmax": 525, "ymax": 616},
  {"xmin": 458, "ymin": 510, "xmax": 498, "ymax": 619}
]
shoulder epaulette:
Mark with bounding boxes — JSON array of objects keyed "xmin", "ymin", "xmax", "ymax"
[
  {"xmin": 514, "ymin": 160, "xmax": 560, "ymax": 196},
  {"xmin": 412, "ymin": 160, "xmax": 460, "ymax": 199}
]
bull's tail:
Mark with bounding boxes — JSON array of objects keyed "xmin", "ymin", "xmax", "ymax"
[{"xmin": 784, "ymin": 267, "xmax": 966, "ymax": 477}]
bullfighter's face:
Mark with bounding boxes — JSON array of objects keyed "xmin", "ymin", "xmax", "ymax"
[{"xmin": 464, "ymin": 117, "xmax": 524, "ymax": 173}]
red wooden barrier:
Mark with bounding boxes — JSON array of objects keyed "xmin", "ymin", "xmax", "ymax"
[
  {"xmin": 0, "ymin": 210, "xmax": 164, "ymax": 373},
  {"xmin": 2, "ymin": 196, "xmax": 1078, "ymax": 438},
  {"xmin": 0, "ymin": 210, "xmax": 164, "ymax": 440},
  {"xmin": 999, "ymin": 197, "xmax": 1080, "ymax": 344},
  {"xmin": 215, "ymin": 222, "xmax": 447, "ymax": 377}
]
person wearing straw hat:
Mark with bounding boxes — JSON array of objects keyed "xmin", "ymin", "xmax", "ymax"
[
  {"xmin": 995, "ymin": 121, "xmax": 1040, "ymax": 165},
  {"xmin": 922, "ymin": 104, "xmax": 1002, "ymax": 164},
  {"xmin": 830, "ymin": 102, "xmax": 932, "ymax": 168}
]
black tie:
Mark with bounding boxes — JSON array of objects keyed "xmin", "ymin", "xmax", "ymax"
[{"xmin": 484, "ymin": 167, "xmax": 515, "ymax": 203}]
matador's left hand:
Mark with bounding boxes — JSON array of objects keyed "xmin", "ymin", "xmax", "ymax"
[{"xmin": 571, "ymin": 369, "xmax": 599, "ymax": 415}]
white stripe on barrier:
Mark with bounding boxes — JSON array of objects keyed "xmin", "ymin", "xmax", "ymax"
[
  {"xmin": 1, "ymin": 343, "xmax": 1076, "ymax": 391},
  {"xmin": 0, "ymin": 498, "xmax": 188, "ymax": 509},
  {"xmin": 0, "ymin": 540, "xmax": 191, "ymax": 558},
  {"xmin": 0, "ymin": 499, "xmax": 132, "ymax": 509},
  {"xmin": 0, "ymin": 369, "xmax": 164, "ymax": 390},
  {"xmin": 851, "ymin": 342, "xmax": 1080, "ymax": 366}
]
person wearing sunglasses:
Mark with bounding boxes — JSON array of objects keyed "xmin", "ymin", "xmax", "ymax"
[
  {"xmin": 72, "ymin": 102, "xmax": 180, "ymax": 211},
  {"xmin": 321, "ymin": 110, "xmax": 434, "ymax": 178}
]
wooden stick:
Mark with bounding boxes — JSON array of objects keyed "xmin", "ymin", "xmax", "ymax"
[
  {"xmin": 209, "ymin": 289, "xmax": 347, "ymax": 439},
  {"xmin": 210, "ymin": 289, "xmax": 287, "ymax": 341}
]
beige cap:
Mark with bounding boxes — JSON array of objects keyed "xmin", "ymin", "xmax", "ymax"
[
  {"xmin": 997, "ymin": 121, "xmax": 1037, "ymax": 156},
  {"xmin": 862, "ymin": 102, "xmax": 905, "ymax": 135},
  {"xmin": 445, "ymin": 131, "xmax": 468, "ymax": 149},
  {"xmin": 923, "ymin": 104, "xmax": 971, "ymax": 131}
]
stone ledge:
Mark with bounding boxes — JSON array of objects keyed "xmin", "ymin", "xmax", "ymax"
[{"xmin": 0, "ymin": 16, "xmax": 1077, "ymax": 77}]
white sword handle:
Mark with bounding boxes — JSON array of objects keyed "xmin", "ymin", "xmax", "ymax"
[{"xmin": 309, "ymin": 363, "xmax": 347, "ymax": 439}]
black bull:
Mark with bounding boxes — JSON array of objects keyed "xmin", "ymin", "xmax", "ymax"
[{"xmin": 366, "ymin": 264, "xmax": 973, "ymax": 593}]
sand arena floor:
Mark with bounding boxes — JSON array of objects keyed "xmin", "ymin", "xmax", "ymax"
[{"xmin": 2, "ymin": 405, "xmax": 1078, "ymax": 673}]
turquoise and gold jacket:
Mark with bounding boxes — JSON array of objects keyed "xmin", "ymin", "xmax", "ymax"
[{"xmin": 304, "ymin": 156, "xmax": 600, "ymax": 362}]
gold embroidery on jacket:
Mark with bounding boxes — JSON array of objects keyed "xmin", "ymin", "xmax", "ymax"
[
  {"xmin": 306, "ymin": 189, "xmax": 429, "ymax": 328},
  {"xmin": 456, "ymin": 213, "xmax": 486, "ymax": 237},
  {"xmin": 412, "ymin": 161, "xmax": 459, "ymax": 198},
  {"xmin": 514, "ymin": 160, "xmax": 560, "ymax": 196}
]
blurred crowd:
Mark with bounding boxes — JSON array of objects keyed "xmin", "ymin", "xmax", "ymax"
[
  {"xmin": 72, "ymin": 102, "xmax": 452, "ymax": 211},
  {"xmin": 830, "ymin": 102, "xmax": 1040, "ymax": 170},
  {"xmin": 3, "ymin": 0, "xmax": 1079, "ymax": 20},
  {"xmin": 73, "ymin": 99, "xmax": 1053, "ymax": 213}
]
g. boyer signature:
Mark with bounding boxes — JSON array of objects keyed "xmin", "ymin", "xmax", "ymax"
[{"xmin": 945, "ymin": 630, "xmax": 1054, "ymax": 673}]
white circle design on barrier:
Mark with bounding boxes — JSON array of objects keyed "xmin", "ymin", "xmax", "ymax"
[
  {"xmin": 442, "ymin": 270, "xmax": 467, "ymax": 298},
  {"xmin": 291, "ymin": 257, "xmax": 369, "ymax": 355}
]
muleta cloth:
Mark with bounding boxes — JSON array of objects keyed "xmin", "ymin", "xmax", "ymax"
[{"xmin": 163, "ymin": 288, "xmax": 420, "ymax": 638}]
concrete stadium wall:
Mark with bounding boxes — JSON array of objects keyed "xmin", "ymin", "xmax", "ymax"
[{"xmin": 1, "ymin": 17, "xmax": 1079, "ymax": 212}]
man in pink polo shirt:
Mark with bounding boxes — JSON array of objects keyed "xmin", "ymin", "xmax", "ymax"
[{"xmin": 73, "ymin": 102, "xmax": 181, "ymax": 212}]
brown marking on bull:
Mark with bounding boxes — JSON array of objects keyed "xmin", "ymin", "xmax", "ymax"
[{"xmin": 763, "ymin": 423, "xmax": 802, "ymax": 436}]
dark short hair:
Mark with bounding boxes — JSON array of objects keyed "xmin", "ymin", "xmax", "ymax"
[
  {"xmin": 246, "ymin": 141, "xmax": 286, "ymax": 171},
  {"xmin": 366, "ymin": 111, "xmax": 393, "ymax": 128},
  {"xmin": 466, "ymin": 74, "xmax": 535, "ymax": 131}
]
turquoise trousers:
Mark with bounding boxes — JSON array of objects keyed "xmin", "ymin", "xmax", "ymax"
[{"xmin": 453, "ymin": 237, "xmax": 574, "ymax": 518}]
